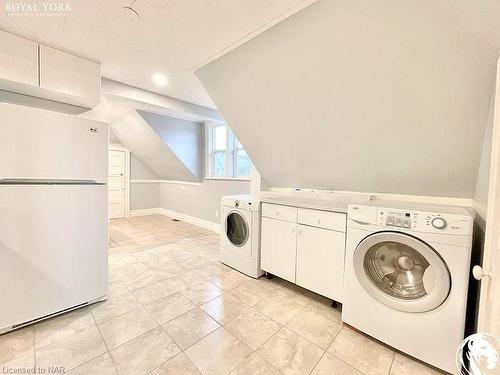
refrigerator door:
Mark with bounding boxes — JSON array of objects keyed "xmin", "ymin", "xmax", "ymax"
[
  {"xmin": 0, "ymin": 185, "xmax": 108, "ymax": 331},
  {"xmin": 0, "ymin": 103, "xmax": 108, "ymax": 184}
]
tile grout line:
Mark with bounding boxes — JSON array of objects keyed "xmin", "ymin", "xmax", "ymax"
[
  {"xmin": 39, "ymin": 325, "xmax": 110, "ymax": 374},
  {"xmin": 326, "ymin": 330, "xmax": 394, "ymax": 375},
  {"xmin": 32, "ymin": 326, "xmax": 36, "ymax": 371},
  {"xmin": 309, "ymin": 351, "xmax": 327, "ymax": 375},
  {"xmin": 90, "ymin": 310, "xmax": 120, "ymax": 375},
  {"xmin": 387, "ymin": 351, "xmax": 397, "ymax": 375}
]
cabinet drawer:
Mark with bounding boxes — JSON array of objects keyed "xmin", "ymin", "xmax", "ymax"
[
  {"xmin": 298, "ymin": 208, "xmax": 346, "ymax": 232},
  {"xmin": 262, "ymin": 203, "xmax": 297, "ymax": 223}
]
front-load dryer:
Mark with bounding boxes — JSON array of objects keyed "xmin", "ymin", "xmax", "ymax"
[
  {"xmin": 220, "ymin": 195, "xmax": 264, "ymax": 278},
  {"xmin": 343, "ymin": 202, "xmax": 474, "ymax": 374}
]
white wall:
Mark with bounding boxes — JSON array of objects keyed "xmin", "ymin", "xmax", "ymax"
[
  {"xmin": 131, "ymin": 183, "xmax": 160, "ymax": 210},
  {"xmin": 474, "ymin": 94, "xmax": 496, "ymax": 222},
  {"xmin": 159, "ymin": 180, "xmax": 250, "ymax": 223},
  {"xmin": 197, "ymin": 0, "xmax": 498, "ymax": 198},
  {"xmin": 131, "ymin": 154, "xmax": 157, "ymax": 179},
  {"xmin": 130, "ymin": 155, "xmax": 160, "ymax": 210}
]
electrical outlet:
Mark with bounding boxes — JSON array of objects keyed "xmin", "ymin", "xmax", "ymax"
[{"xmin": 215, "ymin": 210, "xmax": 219, "ymax": 217}]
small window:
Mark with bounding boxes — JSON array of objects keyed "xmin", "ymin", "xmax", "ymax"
[
  {"xmin": 206, "ymin": 123, "xmax": 251, "ymax": 179},
  {"xmin": 213, "ymin": 126, "xmax": 227, "ymax": 177}
]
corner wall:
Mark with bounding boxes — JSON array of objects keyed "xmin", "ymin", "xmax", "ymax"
[{"xmin": 159, "ymin": 180, "xmax": 250, "ymax": 224}]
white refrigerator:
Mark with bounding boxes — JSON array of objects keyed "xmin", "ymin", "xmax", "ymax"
[{"xmin": 0, "ymin": 103, "xmax": 109, "ymax": 333}]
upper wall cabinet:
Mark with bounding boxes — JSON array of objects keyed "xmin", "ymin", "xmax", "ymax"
[
  {"xmin": 39, "ymin": 45, "xmax": 100, "ymax": 108},
  {"xmin": 0, "ymin": 30, "xmax": 101, "ymax": 110},
  {"xmin": 0, "ymin": 32, "xmax": 38, "ymax": 87}
]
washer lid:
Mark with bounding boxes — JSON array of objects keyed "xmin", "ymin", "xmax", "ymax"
[{"xmin": 353, "ymin": 231, "xmax": 451, "ymax": 313}]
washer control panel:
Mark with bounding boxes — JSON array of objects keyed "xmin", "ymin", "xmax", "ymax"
[
  {"xmin": 380, "ymin": 210, "xmax": 415, "ymax": 229},
  {"xmin": 377, "ymin": 208, "xmax": 472, "ymax": 235}
]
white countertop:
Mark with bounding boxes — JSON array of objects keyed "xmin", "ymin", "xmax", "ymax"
[{"xmin": 260, "ymin": 195, "xmax": 355, "ymax": 213}]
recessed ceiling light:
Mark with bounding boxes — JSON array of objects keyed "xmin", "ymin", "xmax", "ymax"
[
  {"xmin": 152, "ymin": 72, "xmax": 168, "ymax": 87},
  {"xmin": 119, "ymin": 6, "xmax": 140, "ymax": 22}
]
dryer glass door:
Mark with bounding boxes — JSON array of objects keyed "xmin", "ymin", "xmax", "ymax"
[
  {"xmin": 226, "ymin": 211, "xmax": 249, "ymax": 247},
  {"xmin": 354, "ymin": 231, "xmax": 451, "ymax": 313}
]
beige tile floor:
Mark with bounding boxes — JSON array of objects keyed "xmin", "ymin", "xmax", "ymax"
[{"xmin": 0, "ymin": 214, "xmax": 446, "ymax": 375}]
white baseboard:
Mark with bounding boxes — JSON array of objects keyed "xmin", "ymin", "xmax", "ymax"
[
  {"xmin": 129, "ymin": 207, "xmax": 220, "ymax": 233},
  {"xmin": 129, "ymin": 208, "xmax": 160, "ymax": 217},
  {"xmin": 158, "ymin": 208, "xmax": 220, "ymax": 233}
]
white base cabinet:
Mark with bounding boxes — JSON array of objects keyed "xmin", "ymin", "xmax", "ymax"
[
  {"xmin": 260, "ymin": 217, "xmax": 297, "ymax": 282},
  {"xmin": 296, "ymin": 224, "xmax": 345, "ymax": 301},
  {"xmin": 261, "ymin": 203, "xmax": 347, "ymax": 302}
]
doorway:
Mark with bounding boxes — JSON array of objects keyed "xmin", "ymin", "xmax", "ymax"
[{"xmin": 108, "ymin": 146, "xmax": 129, "ymax": 219}]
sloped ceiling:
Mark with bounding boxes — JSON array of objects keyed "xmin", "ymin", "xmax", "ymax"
[
  {"xmin": 138, "ymin": 111, "xmax": 203, "ymax": 178},
  {"xmin": 196, "ymin": 0, "xmax": 499, "ymax": 198},
  {"xmin": 111, "ymin": 111, "xmax": 199, "ymax": 181}
]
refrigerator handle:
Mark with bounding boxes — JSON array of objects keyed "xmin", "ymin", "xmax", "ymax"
[{"xmin": 0, "ymin": 179, "xmax": 106, "ymax": 185}]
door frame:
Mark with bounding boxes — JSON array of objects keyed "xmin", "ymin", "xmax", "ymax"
[
  {"xmin": 109, "ymin": 143, "xmax": 130, "ymax": 218},
  {"xmin": 477, "ymin": 57, "xmax": 500, "ymax": 334}
]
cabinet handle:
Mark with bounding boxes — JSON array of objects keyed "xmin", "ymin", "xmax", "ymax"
[
  {"xmin": 298, "ymin": 229, "xmax": 302, "ymax": 236},
  {"xmin": 291, "ymin": 227, "xmax": 295, "ymax": 233}
]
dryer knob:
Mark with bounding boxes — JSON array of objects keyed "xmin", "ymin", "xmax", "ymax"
[
  {"xmin": 235, "ymin": 201, "xmax": 239, "ymax": 208},
  {"xmin": 431, "ymin": 217, "xmax": 447, "ymax": 229}
]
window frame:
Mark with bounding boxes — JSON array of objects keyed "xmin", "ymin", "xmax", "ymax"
[
  {"xmin": 205, "ymin": 122, "xmax": 251, "ymax": 180},
  {"xmin": 233, "ymin": 138, "xmax": 251, "ymax": 178}
]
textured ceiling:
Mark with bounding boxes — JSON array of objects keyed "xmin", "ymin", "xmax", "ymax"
[{"xmin": 0, "ymin": 0, "xmax": 316, "ymax": 108}]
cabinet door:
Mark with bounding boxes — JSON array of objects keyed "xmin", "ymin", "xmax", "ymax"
[
  {"xmin": 260, "ymin": 217, "xmax": 297, "ymax": 282},
  {"xmin": 39, "ymin": 45, "xmax": 100, "ymax": 106},
  {"xmin": 0, "ymin": 30, "xmax": 38, "ymax": 87},
  {"xmin": 296, "ymin": 224, "xmax": 345, "ymax": 301}
]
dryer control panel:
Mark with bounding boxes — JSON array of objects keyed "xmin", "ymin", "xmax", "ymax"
[
  {"xmin": 231, "ymin": 200, "xmax": 253, "ymax": 210},
  {"xmin": 377, "ymin": 208, "xmax": 472, "ymax": 235}
]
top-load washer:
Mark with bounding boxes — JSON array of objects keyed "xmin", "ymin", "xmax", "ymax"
[
  {"xmin": 343, "ymin": 202, "xmax": 474, "ymax": 374},
  {"xmin": 220, "ymin": 195, "xmax": 264, "ymax": 278}
]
